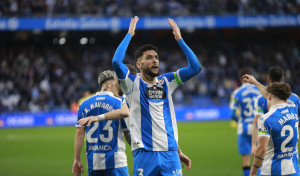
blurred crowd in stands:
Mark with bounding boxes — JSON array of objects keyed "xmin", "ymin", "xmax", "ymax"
[
  {"xmin": 1, "ymin": 0, "xmax": 300, "ymax": 17},
  {"xmin": 0, "ymin": 28, "xmax": 299, "ymax": 112}
]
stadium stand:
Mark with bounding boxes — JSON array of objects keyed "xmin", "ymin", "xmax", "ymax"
[
  {"xmin": 0, "ymin": 27, "xmax": 299, "ymax": 112},
  {"xmin": 0, "ymin": 0, "xmax": 300, "ymax": 17}
]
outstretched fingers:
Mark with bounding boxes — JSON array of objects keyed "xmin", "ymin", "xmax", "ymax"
[{"xmin": 128, "ymin": 16, "xmax": 139, "ymax": 36}]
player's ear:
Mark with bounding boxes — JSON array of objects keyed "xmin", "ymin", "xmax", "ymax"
[
  {"xmin": 106, "ymin": 80, "xmax": 112, "ymax": 88},
  {"xmin": 268, "ymin": 93, "xmax": 272, "ymax": 101},
  {"xmin": 136, "ymin": 61, "xmax": 141, "ymax": 69}
]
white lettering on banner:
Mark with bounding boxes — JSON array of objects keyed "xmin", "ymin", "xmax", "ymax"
[
  {"xmin": 238, "ymin": 15, "xmax": 299, "ymax": 27},
  {"xmin": 193, "ymin": 109, "xmax": 220, "ymax": 120},
  {"xmin": 238, "ymin": 16, "xmax": 269, "ymax": 27},
  {"xmin": 80, "ymin": 18, "xmax": 108, "ymax": 29},
  {"xmin": 55, "ymin": 114, "xmax": 77, "ymax": 125},
  {"xmin": 45, "ymin": 19, "xmax": 79, "ymax": 29},
  {"xmin": 144, "ymin": 18, "xmax": 170, "ymax": 29},
  {"xmin": 270, "ymin": 15, "xmax": 297, "ymax": 26},
  {"xmin": 177, "ymin": 17, "xmax": 204, "ymax": 28},
  {"xmin": 6, "ymin": 116, "xmax": 34, "ymax": 127}
]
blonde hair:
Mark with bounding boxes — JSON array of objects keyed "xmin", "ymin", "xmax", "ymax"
[{"xmin": 98, "ymin": 70, "xmax": 116, "ymax": 89}]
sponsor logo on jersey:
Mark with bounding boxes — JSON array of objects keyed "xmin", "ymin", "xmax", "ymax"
[{"xmin": 145, "ymin": 85, "xmax": 166, "ymax": 99}]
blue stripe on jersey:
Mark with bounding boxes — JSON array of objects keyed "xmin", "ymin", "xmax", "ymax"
[
  {"xmin": 139, "ymin": 79, "xmax": 153, "ymax": 150},
  {"xmin": 105, "ymin": 151, "xmax": 115, "ymax": 169},
  {"xmin": 163, "ymin": 87, "xmax": 177, "ymax": 151}
]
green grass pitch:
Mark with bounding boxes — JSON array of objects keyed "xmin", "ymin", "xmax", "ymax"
[{"xmin": 0, "ymin": 121, "xmax": 245, "ymax": 176}]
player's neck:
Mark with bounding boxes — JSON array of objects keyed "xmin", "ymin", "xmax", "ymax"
[
  {"xmin": 141, "ymin": 72, "xmax": 156, "ymax": 84},
  {"xmin": 270, "ymin": 99, "xmax": 287, "ymax": 107}
]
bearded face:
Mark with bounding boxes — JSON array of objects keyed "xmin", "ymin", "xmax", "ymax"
[{"xmin": 137, "ymin": 50, "xmax": 159, "ymax": 78}]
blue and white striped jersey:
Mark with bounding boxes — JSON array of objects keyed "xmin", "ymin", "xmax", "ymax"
[
  {"xmin": 76, "ymin": 91, "xmax": 128, "ymax": 170},
  {"xmin": 119, "ymin": 71, "xmax": 182, "ymax": 151},
  {"xmin": 230, "ymin": 83, "xmax": 261, "ymax": 135},
  {"xmin": 255, "ymin": 93, "xmax": 300, "ymax": 116},
  {"xmin": 258, "ymin": 103, "xmax": 299, "ymax": 176}
]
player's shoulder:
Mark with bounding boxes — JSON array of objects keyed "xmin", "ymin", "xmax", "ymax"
[
  {"xmin": 231, "ymin": 85, "xmax": 244, "ymax": 97},
  {"xmin": 160, "ymin": 72, "xmax": 176, "ymax": 81},
  {"xmin": 79, "ymin": 94, "xmax": 98, "ymax": 108},
  {"xmin": 101, "ymin": 92, "xmax": 122, "ymax": 103},
  {"xmin": 127, "ymin": 72, "xmax": 137, "ymax": 81},
  {"xmin": 289, "ymin": 92, "xmax": 300, "ymax": 101},
  {"xmin": 261, "ymin": 107, "xmax": 277, "ymax": 121},
  {"xmin": 256, "ymin": 95, "xmax": 266, "ymax": 103}
]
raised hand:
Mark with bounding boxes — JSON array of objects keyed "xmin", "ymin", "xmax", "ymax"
[
  {"xmin": 242, "ymin": 74, "xmax": 259, "ymax": 85},
  {"xmin": 168, "ymin": 18, "xmax": 182, "ymax": 41},
  {"xmin": 128, "ymin": 16, "xmax": 139, "ymax": 36}
]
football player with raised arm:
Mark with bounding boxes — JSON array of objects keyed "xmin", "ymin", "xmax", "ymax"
[
  {"xmin": 110, "ymin": 16, "xmax": 201, "ymax": 176},
  {"xmin": 240, "ymin": 79, "xmax": 299, "ymax": 175},
  {"xmin": 251, "ymin": 66, "xmax": 300, "ymax": 158}
]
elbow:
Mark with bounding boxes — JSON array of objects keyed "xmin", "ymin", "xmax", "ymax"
[
  {"xmin": 191, "ymin": 59, "xmax": 202, "ymax": 74},
  {"xmin": 112, "ymin": 58, "xmax": 118, "ymax": 67},
  {"xmin": 121, "ymin": 110, "xmax": 130, "ymax": 118},
  {"xmin": 195, "ymin": 59, "xmax": 202, "ymax": 73},
  {"xmin": 191, "ymin": 64, "xmax": 202, "ymax": 76}
]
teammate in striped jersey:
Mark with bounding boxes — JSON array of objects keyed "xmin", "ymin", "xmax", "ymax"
[
  {"xmin": 112, "ymin": 16, "xmax": 201, "ymax": 176},
  {"xmin": 246, "ymin": 82, "xmax": 299, "ymax": 176},
  {"xmin": 72, "ymin": 70, "xmax": 130, "ymax": 176},
  {"xmin": 230, "ymin": 68, "xmax": 261, "ymax": 176},
  {"xmin": 252, "ymin": 66, "xmax": 300, "ymax": 157}
]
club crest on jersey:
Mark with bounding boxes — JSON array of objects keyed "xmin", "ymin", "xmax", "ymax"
[
  {"xmin": 157, "ymin": 79, "xmax": 164, "ymax": 85},
  {"xmin": 145, "ymin": 85, "xmax": 166, "ymax": 99}
]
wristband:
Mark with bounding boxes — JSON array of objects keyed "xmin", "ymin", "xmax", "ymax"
[{"xmin": 98, "ymin": 114, "xmax": 106, "ymax": 121}]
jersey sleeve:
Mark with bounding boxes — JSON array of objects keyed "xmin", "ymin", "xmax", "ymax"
[
  {"xmin": 76, "ymin": 104, "xmax": 85, "ymax": 128},
  {"xmin": 118, "ymin": 71, "xmax": 136, "ymax": 95},
  {"xmin": 162, "ymin": 71, "xmax": 182, "ymax": 94},
  {"xmin": 257, "ymin": 117, "xmax": 270, "ymax": 137},
  {"xmin": 254, "ymin": 96, "xmax": 265, "ymax": 116},
  {"xmin": 229, "ymin": 91, "xmax": 238, "ymax": 110}
]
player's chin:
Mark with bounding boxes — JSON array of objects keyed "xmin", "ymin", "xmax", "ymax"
[
  {"xmin": 150, "ymin": 70, "xmax": 159, "ymax": 77},
  {"xmin": 151, "ymin": 68, "xmax": 159, "ymax": 76}
]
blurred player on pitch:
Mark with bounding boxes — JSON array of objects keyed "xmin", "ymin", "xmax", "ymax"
[
  {"xmin": 230, "ymin": 67, "xmax": 261, "ymax": 176},
  {"xmin": 112, "ymin": 16, "xmax": 201, "ymax": 176},
  {"xmin": 72, "ymin": 70, "xmax": 130, "ymax": 176},
  {"xmin": 242, "ymin": 75, "xmax": 299, "ymax": 175}
]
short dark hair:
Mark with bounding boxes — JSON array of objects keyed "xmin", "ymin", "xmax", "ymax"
[
  {"xmin": 126, "ymin": 64, "xmax": 138, "ymax": 75},
  {"xmin": 266, "ymin": 82, "xmax": 291, "ymax": 101},
  {"xmin": 135, "ymin": 44, "xmax": 158, "ymax": 61},
  {"xmin": 268, "ymin": 66, "xmax": 284, "ymax": 82},
  {"xmin": 238, "ymin": 67, "xmax": 253, "ymax": 79}
]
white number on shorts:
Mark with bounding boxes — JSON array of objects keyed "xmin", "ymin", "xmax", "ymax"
[{"xmin": 137, "ymin": 168, "xmax": 143, "ymax": 176}]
